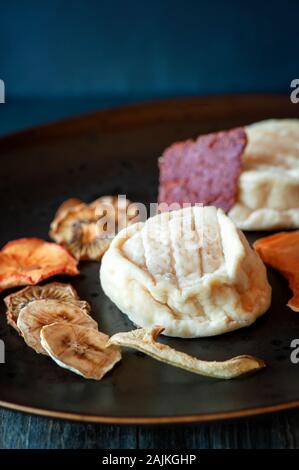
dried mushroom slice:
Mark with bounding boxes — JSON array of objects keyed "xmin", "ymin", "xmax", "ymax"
[
  {"xmin": 40, "ymin": 323, "xmax": 121, "ymax": 380},
  {"xmin": 17, "ymin": 299, "xmax": 98, "ymax": 354},
  {"xmin": 0, "ymin": 238, "xmax": 79, "ymax": 293},
  {"xmin": 109, "ymin": 326, "xmax": 266, "ymax": 379},
  {"xmin": 54, "ymin": 198, "xmax": 83, "ymax": 219},
  {"xmin": 49, "ymin": 196, "xmax": 139, "ymax": 261},
  {"xmin": 4, "ymin": 282, "xmax": 89, "ymax": 332},
  {"xmin": 50, "ymin": 199, "xmax": 86, "ymax": 239}
]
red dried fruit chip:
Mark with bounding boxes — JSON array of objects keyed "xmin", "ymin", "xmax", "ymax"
[
  {"xmin": 0, "ymin": 238, "xmax": 79, "ymax": 292},
  {"xmin": 158, "ymin": 127, "xmax": 247, "ymax": 213}
]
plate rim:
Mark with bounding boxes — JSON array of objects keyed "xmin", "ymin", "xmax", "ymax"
[
  {"xmin": 0, "ymin": 92, "xmax": 291, "ymax": 145},
  {"xmin": 1, "ymin": 398, "xmax": 298, "ymax": 424},
  {"xmin": 1, "ymin": 93, "xmax": 297, "ymax": 424}
]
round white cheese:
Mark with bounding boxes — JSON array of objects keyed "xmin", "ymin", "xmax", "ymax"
[
  {"xmin": 100, "ymin": 206, "xmax": 271, "ymax": 338},
  {"xmin": 229, "ymin": 119, "xmax": 299, "ymax": 230}
]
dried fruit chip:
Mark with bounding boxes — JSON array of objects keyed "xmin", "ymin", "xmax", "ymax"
[
  {"xmin": 40, "ymin": 323, "xmax": 121, "ymax": 380},
  {"xmin": 0, "ymin": 238, "xmax": 79, "ymax": 293},
  {"xmin": 254, "ymin": 231, "xmax": 299, "ymax": 312},
  {"xmin": 109, "ymin": 326, "xmax": 265, "ymax": 379},
  {"xmin": 17, "ymin": 299, "xmax": 98, "ymax": 354},
  {"xmin": 50, "ymin": 196, "xmax": 139, "ymax": 261},
  {"xmin": 158, "ymin": 127, "xmax": 247, "ymax": 213},
  {"xmin": 4, "ymin": 282, "xmax": 87, "ymax": 331}
]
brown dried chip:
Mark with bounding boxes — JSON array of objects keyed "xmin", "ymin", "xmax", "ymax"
[
  {"xmin": 109, "ymin": 326, "xmax": 265, "ymax": 379},
  {"xmin": 158, "ymin": 127, "xmax": 247, "ymax": 212},
  {"xmin": 50, "ymin": 196, "xmax": 139, "ymax": 261},
  {"xmin": 4, "ymin": 282, "xmax": 96, "ymax": 354},
  {"xmin": 17, "ymin": 299, "xmax": 98, "ymax": 354},
  {"xmin": 54, "ymin": 198, "xmax": 83, "ymax": 219},
  {"xmin": 4, "ymin": 282, "xmax": 90, "ymax": 333},
  {"xmin": 0, "ymin": 238, "xmax": 79, "ymax": 293},
  {"xmin": 41, "ymin": 323, "xmax": 121, "ymax": 380}
]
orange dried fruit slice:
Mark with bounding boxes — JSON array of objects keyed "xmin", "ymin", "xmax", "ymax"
[
  {"xmin": 4, "ymin": 282, "xmax": 90, "ymax": 332},
  {"xmin": 254, "ymin": 231, "xmax": 299, "ymax": 312},
  {"xmin": 40, "ymin": 323, "xmax": 121, "ymax": 380},
  {"xmin": 0, "ymin": 238, "xmax": 79, "ymax": 293},
  {"xmin": 50, "ymin": 196, "xmax": 139, "ymax": 261}
]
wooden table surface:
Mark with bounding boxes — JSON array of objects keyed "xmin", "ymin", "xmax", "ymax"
[
  {"xmin": 1, "ymin": 98, "xmax": 298, "ymax": 449},
  {"xmin": 1, "ymin": 407, "xmax": 299, "ymax": 449}
]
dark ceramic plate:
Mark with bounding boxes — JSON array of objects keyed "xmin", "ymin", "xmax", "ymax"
[{"xmin": 0, "ymin": 95, "xmax": 299, "ymax": 424}]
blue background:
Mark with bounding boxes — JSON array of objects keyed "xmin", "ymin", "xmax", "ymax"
[
  {"xmin": 0, "ymin": 0, "xmax": 298, "ymax": 134},
  {"xmin": 1, "ymin": 0, "xmax": 298, "ymax": 98}
]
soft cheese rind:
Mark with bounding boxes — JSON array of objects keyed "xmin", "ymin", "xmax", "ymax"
[
  {"xmin": 100, "ymin": 207, "xmax": 271, "ymax": 338},
  {"xmin": 229, "ymin": 119, "xmax": 299, "ymax": 230}
]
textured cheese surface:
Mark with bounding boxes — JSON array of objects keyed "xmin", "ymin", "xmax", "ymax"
[
  {"xmin": 100, "ymin": 206, "xmax": 271, "ymax": 338},
  {"xmin": 229, "ymin": 119, "xmax": 299, "ymax": 230}
]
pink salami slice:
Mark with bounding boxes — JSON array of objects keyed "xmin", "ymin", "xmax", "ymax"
[{"xmin": 158, "ymin": 127, "xmax": 247, "ymax": 212}]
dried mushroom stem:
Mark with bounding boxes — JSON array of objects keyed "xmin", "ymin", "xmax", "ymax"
[{"xmin": 108, "ymin": 326, "xmax": 266, "ymax": 379}]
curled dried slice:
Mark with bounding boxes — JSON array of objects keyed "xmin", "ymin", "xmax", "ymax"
[
  {"xmin": 254, "ymin": 231, "xmax": 299, "ymax": 311},
  {"xmin": 17, "ymin": 299, "xmax": 98, "ymax": 354},
  {"xmin": 0, "ymin": 238, "xmax": 79, "ymax": 293},
  {"xmin": 54, "ymin": 198, "xmax": 83, "ymax": 219},
  {"xmin": 41, "ymin": 323, "xmax": 121, "ymax": 380},
  {"xmin": 109, "ymin": 326, "xmax": 265, "ymax": 379},
  {"xmin": 49, "ymin": 196, "xmax": 139, "ymax": 261},
  {"xmin": 4, "ymin": 282, "xmax": 87, "ymax": 331}
]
